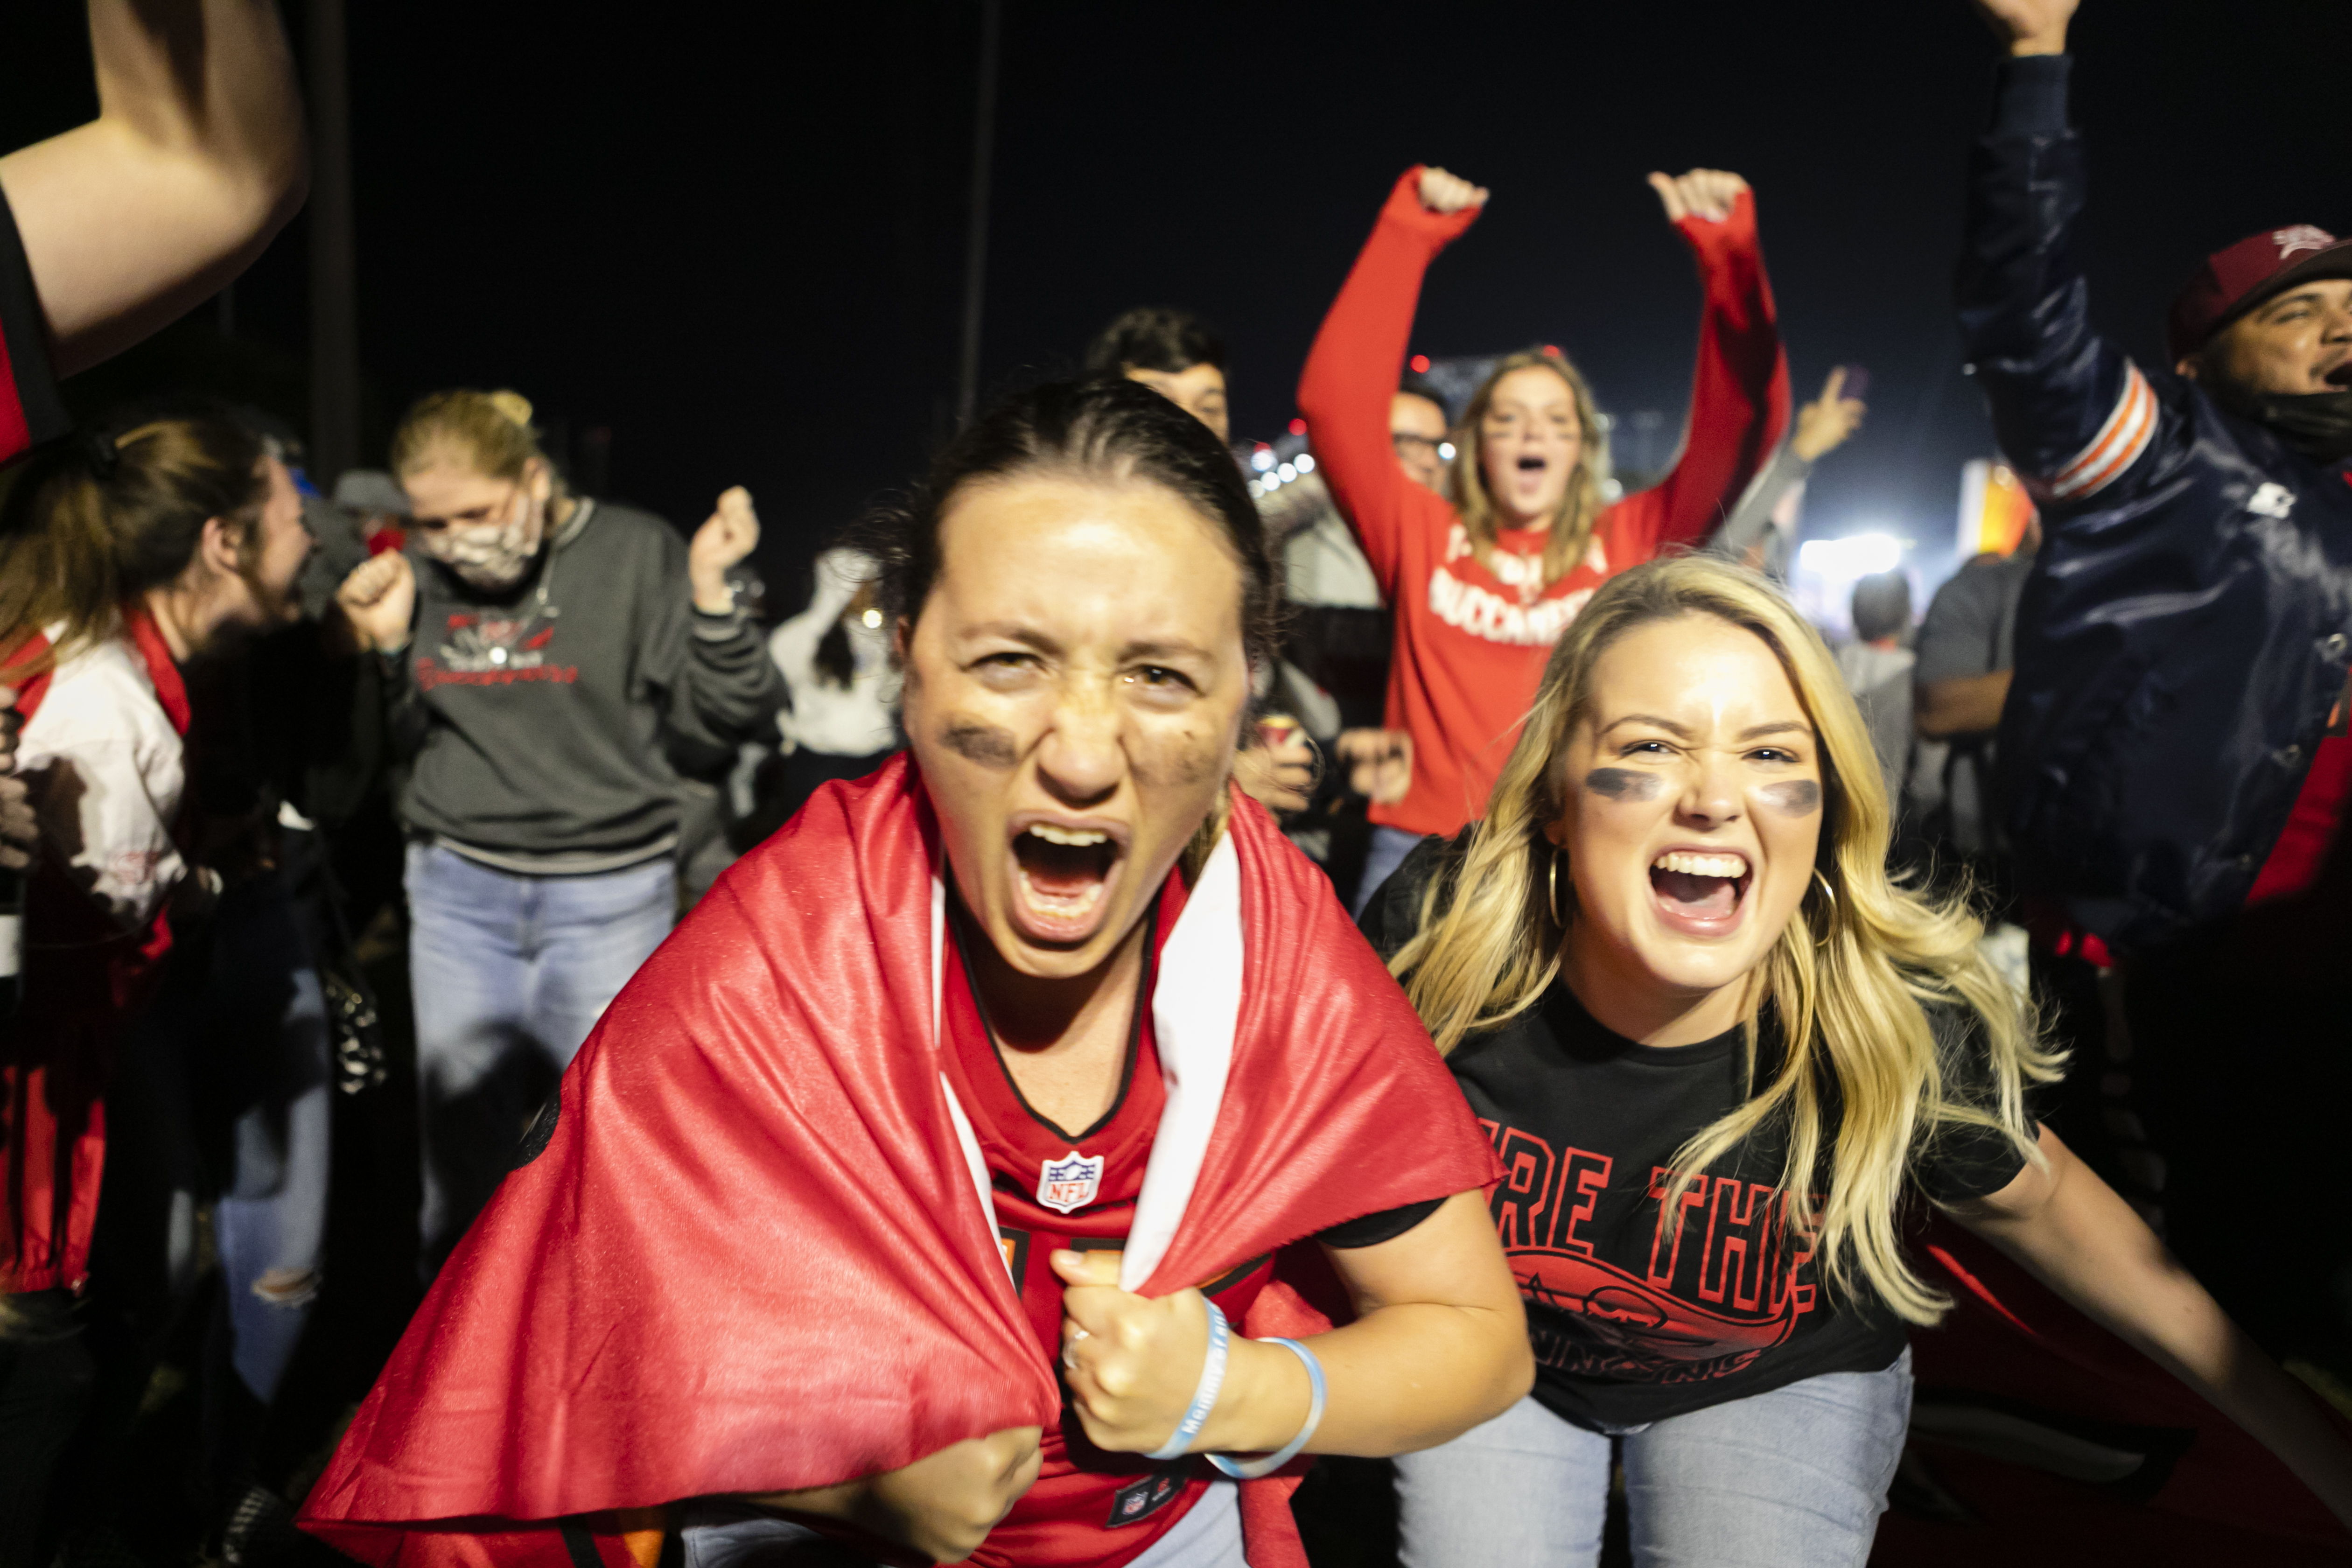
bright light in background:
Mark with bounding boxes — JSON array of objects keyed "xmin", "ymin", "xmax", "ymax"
[
  {"xmin": 1277, "ymin": 463, "xmax": 1296, "ymax": 482},
  {"xmin": 1437, "ymin": 441, "xmax": 1456, "ymax": 462},
  {"xmin": 1790, "ymin": 531, "xmax": 1916, "ymax": 641},
  {"xmin": 1251, "ymin": 448, "xmax": 1274, "ymax": 472},
  {"xmin": 1798, "ymin": 533, "xmax": 1903, "ymax": 578},
  {"xmin": 1295, "ymin": 453, "xmax": 1315, "ymax": 473},
  {"xmin": 1409, "ymin": 353, "xmax": 1431, "ymax": 373}
]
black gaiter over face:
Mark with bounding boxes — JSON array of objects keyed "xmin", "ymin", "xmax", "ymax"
[{"xmin": 2212, "ymin": 383, "xmax": 2352, "ymax": 465}]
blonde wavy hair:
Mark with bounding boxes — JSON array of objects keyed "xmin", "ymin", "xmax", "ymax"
[
  {"xmin": 1391, "ymin": 554, "xmax": 2063, "ymax": 1324},
  {"xmin": 1452, "ymin": 350, "xmax": 1610, "ymax": 588}
]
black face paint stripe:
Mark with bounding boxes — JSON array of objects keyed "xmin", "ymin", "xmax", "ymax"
[
  {"xmin": 940, "ymin": 718, "xmax": 1019, "ymax": 767},
  {"xmin": 1584, "ymin": 767, "xmax": 1665, "ymax": 801},
  {"xmin": 1761, "ymin": 779, "xmax": 1822, "ymax": 817}
]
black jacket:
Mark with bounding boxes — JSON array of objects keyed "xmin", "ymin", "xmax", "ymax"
[{"xmin": 1962, "ymin": 56, "xmax": 2352, "ymax": 952}]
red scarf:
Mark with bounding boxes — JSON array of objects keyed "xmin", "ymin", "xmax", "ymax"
[
  {"xmin": 1, "ymin": 608, "xmax": 189, "ymax": 1293},
  {"xmin": 300, "ymin": 755, "xmax": 1498, "ymax": 1566}
]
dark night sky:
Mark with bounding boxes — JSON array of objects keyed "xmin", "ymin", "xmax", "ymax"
[{"xmin": 5, "ymin": 0, "xmax": 2349, "ymax": 601}]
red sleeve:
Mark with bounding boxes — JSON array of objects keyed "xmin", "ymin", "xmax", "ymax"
[
  {"xmin": 0, "ymin": 180, "xmax": 70, "ymax": 467},
  {"xmin": 1604, "ymin": 189, "xmax": 1789, "ymax": 560},
  {"xmin": 1296, "ymin": 168, "xmax": 1481, "ymax": 600}
]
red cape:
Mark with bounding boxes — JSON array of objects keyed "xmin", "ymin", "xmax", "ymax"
[{"xmin": 301, "ymin": 757, "xmax": 1498, "ymax": 1565}]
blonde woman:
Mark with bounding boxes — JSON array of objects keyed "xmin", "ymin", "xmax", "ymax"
[
  {"xmin": 1360, "ymin": 555, "xmax": 2352, "ymax": 1564},
  {"xmin": 1298, "ymin": 164, "xmax": 1788, "ymax": 911},
  {"xmin": 333, "ymin": 390, "xmax": 779, "ymax": 1278}
]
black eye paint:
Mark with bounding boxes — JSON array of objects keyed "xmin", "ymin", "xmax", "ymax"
[
  {"xmin": 1584, "ymin": 767, "xmax": 1664, "ymax": 802},
  {"xmin": 939, "ymin": 719, "xmax": 1019, "ymax": 768},
  {"xmin": 1760, "ymin": 779, "xmax": 1822, "ymax": 817}
]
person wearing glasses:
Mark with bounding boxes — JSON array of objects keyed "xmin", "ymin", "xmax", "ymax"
[
  {"xmin": 1388, "ymin": 376, "xmax": 1452, "ymax": 493},
  {"xmin": 332, "ymin": 389, "xmax": 780, "ymax": 1280}
]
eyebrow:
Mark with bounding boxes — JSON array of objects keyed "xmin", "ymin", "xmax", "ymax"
[
  {"xmin": 1597, "ymin": 714, "xmax": 1813, "ymax": 742},
  {"xmin": 1600, "ymin": 713, "xmax": 1695, "ymax": 740},
  {"xmin": 2260, "ymin": 287, "xmax": 2342, "ymax": 316},
  {"xmin": 957, "ymin": 624, "xmax": 1214, "ymax": 665}
]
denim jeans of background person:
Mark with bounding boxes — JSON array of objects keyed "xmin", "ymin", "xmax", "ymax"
[
  {"xmin": 407, "ymin": 841, "xmax": 675, "ymax": 1275},
  {"xmin": 1395, "ymin": 1351, "xmax": 1912, "ymax": 1568}
]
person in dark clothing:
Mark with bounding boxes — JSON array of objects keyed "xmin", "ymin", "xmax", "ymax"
[
  {"xmin": 1963, "ymin": 0, "xmax": 2352, "ymax": 1366},
  {"xmin": 1362, "ymin": 555, "xmax": 2352, "ymax": 1561},
  {"xmin": 334, "ymin": 388, "xmax": 779, "ymax": 1278}
]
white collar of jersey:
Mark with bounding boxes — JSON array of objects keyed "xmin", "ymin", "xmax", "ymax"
[{"xmin": 933, "ymin": 826, "xmax": 1246, "ymax": 1294}]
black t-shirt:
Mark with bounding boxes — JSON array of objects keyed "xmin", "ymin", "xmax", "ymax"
[{"xmin": 1363, "ymin": 833, "xmax": 2032, "ymax": 1430}]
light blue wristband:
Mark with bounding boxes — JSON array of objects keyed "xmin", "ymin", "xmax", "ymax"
[
  {"xmin": 1145, "ymin": 1297, "xmax": 1231, "ymax": 1462},
  {"xmin": 1207, "ymin": 1336, "xmax": 1327, "ymax": 1480}
]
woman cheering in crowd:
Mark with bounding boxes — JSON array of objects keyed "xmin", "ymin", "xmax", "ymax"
[
  {"xmin": 301, "ymin": 378, "xmax": 1529, "ymax": 1568},
  {"xmin": 1359, "ymin": 555, "xmax": 2352, "ymax": 1562},
  {"xmin": 1300, "ymin": 166, "xmax": 1789, "ymax": 906},
  {"xmin": 0, "ymin": 413, "xmax": 313, "ymax": 1552},
  {"xmin": 334, "ymin": 390, "xmax": 779, "ymax": 1280}
]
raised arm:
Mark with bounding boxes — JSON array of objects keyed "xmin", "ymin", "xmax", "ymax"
[
  {"xmin": 1296, "ymin": 167, "xmax": 1483, "ymax": 598},
  {"xmin": 0, "ymin": 0, "xmax": 308, "ymax": 377},
  {"xmin": 1953, "ymin": 1124, "xmax": 2352, "ymax": 1531},
  {"xmin": 1958, "ymin": 0, "xmax": 2173, "ymax": 503},
  {"xmin": 1615, "ymin": 170, "xmax": 1790, "ymax": 556},
  {"xmin": 651, "ymin": 488, "xmax": 784, "ymax": 750}
]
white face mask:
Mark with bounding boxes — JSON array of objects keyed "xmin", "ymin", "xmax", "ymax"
[{"xmin": 420, "ymin": 481, "xmax": 546, "ymax": 591}]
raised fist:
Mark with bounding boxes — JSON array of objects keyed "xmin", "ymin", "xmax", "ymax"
[
  {"xmin": 1647, "ymin": 168, "xmax": 1749, "ymax": 226},
  {"xmin": 1971, "ymin": 0, "xmax": 2076, "ymax": 55},
  {"xmin": 690, "ymin": 485, "xmax": 760, "ymax": 612},
  {"xmin": 336, "ymin": 551, "xmax": 416, "ymax": 655},
  {"xmin": 1417, "ymin": 166, "xmax": 1489, "ymax": 217}
]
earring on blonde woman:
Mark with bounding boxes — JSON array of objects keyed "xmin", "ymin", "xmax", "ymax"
[
  {"xmin": 1813, "ymin": 868, "xmax": 1837, "ymax": 907},
  {"xmin": 1549, "ymin": 846, "xmax": 1567, "ymax": 926}
]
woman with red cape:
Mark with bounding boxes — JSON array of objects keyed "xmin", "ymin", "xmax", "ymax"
[{"xmin": 302, "ymin": 378, "xmax": 1532, "ymax": 1567}]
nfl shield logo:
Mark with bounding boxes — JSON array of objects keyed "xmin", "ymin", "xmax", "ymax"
[{"xmin": 1036, "ymin": 1149, "xmax": 1104, "ymax": 1214}]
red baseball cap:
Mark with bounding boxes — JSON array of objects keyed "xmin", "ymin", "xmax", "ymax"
[{"xmin": 2168, "ymin": 224, "xmax": 2352, "ymax": 363}]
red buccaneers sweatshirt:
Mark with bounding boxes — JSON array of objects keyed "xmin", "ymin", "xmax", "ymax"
[{"xmin": 1297, "ymin": 168, "xmax": 1789, "ymax": 839}]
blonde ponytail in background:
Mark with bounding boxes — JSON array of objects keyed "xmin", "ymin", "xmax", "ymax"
[{"xmin": 1392, "ymin": 554, "xmax": 2064, "ymax": 1325}]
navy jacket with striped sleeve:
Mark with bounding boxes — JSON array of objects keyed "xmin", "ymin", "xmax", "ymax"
[{"xmin": 1961, "ymin": 55, "xmax": 2352, "ymax": 954}]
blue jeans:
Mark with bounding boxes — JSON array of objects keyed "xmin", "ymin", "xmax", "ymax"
[
  {"xmin": 1395, "ymin": 1349, "xmax": 1912, "ymax": 1568},
  {"xmin": 406, "ymin": 842, "xmax": 675, "ymax": 1276},
  {"xmin": 1351, "ymin": 824, "xmax": 1426, "ymax": 919}
]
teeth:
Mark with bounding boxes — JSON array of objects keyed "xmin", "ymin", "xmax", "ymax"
[
  {"xmin": 1019, "ymin": 871, "xmax": 1106, "ymax": 917},
  {"xmin": 1652, "ymin": 851, "xmax": 1749, "ymax": 879},
  {"xmin": 1027, "ymin": 824, "xmax": 1109, "ymax": 847}
]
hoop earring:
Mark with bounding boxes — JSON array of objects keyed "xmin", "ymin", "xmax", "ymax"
[
  {"xmin": 1812, "ymin": 868, "xmax": 1837, "ymax": 908},
  {"xmin": 1548, "ymin": 847, "xmax": 1567, "ymax": 926}
]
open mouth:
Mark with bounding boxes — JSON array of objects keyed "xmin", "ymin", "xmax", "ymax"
[
  {"xmin": 1649, "ymin": 849, "xmax": 1752, "ymax": 937},
  {"xmin": 1516, "ymin": 455, "xmax": 1550, "ymax": 473},
  {"xmin": 1008, "ymin": 818, "xmax": 1128, "ymax": 944},
  {"xmin": 2325, "ymin": 359, "xmax": 2352, "ymax": 389}
]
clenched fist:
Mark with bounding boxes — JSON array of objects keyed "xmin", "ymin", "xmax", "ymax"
[
  {"xmin": 1972, "ymin": 0, "xmax": 2076, "ymax": 55},
  {"xmin": 1417, "ymin": 166, "xmax": 1489, "ymax": 217},
  {"xmin": 1647, "ymin": 168, "xmax": 1749, "ymax": 226},
  {"xmin": 690, "ymin": 485, "xmax": 761, "ymax": 613},
  {"xmin": 336, "ymin": 552, "xmax": 416, "ymax": 655},
  {"xmin": 749, "ymin": 1425, "xmax": 1041, "ymax": 1565}
]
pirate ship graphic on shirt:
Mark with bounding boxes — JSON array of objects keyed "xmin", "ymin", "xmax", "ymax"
[{"xmin": 1485, "ymin": 1122, "xmax": 1827, "ymax": 1385}]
